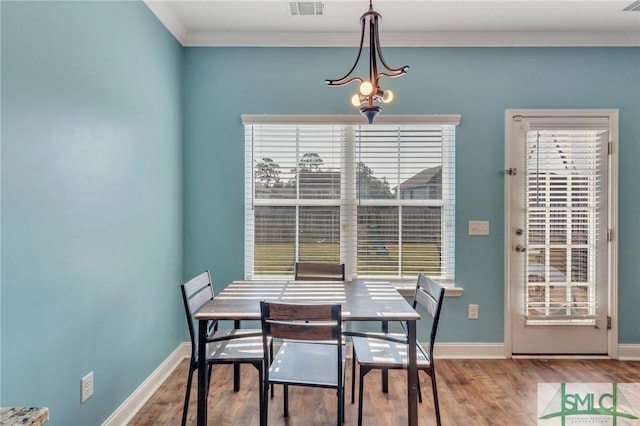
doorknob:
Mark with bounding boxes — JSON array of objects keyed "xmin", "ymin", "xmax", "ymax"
[
  {"xmin": 515, "ymin": 228, "xmax": 524, "ymax": 236},
  {"xmin": 515, "ymin": 244, "xmax": 527, "ymax": 253}
]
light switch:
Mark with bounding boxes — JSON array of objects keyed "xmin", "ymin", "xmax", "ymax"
[{"xmin": 469, "ymin": 221, "xmax": 489, "ymax": 236}]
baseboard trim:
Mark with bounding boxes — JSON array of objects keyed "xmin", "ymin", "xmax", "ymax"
[
  {"xmin": 102, "ymin": 343, "xmax": 189, "ymax": 426},
  {"xmin": 618, "ymin": 344, "xmax": 640, "ymax": 360},
  {"xmin": 432, "ymin": 343, "xmax": 640, "ymax": 360},
  {"xmin": 433, "ymin": 342, "xmax": 507, "ymax": 359}
]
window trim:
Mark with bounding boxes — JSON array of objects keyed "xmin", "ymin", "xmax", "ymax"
[
  {"xmin": 243, "ymin": 114, "xmax": 462, "ymax": 292},
  {"xmin": 241, "ymin": 114, "xmax": 461, "ymax": 126}
]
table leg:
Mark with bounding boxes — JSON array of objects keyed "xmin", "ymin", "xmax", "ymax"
[
  {"xmin": 197, "ymin": 319, "xmax": 208, "ymax": 426},
  {"xmin": 381, "ymin": 320, "xmax": 389, "ymax": 393},
  {"xmin": 234, "ymin": 320, "xmax": 241, "ymax": 391},
  {"xmin": 407, "ymin": 320, "xmax": 418, "ymax": 426}
]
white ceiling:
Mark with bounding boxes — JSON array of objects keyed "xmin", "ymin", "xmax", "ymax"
[{"xmin": 144, "ymin": 0, "xmax": 640, "ymax": 47}]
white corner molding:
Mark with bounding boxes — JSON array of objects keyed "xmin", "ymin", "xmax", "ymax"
[{"xmin": 102, "ymin": 343, "xmax": 189, "ymax": 426}]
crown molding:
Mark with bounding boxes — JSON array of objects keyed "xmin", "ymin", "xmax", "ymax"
[
  {"xmin": 145, "ymin": 1, "xmax": 188, "ymax": 43},
  {"xmin": 183, "ymin": 29, "xmax": 640, "ymax": 48},
  {"xmin": 145, "ymin": 2, "xmax": 640, "ymax": 48}
]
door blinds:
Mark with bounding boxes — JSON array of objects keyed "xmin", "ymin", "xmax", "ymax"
[{"xmin": 524, "ymin": 118, "xmax": 609, "ymax": 322}]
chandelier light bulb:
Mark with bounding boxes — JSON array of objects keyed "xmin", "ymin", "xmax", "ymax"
[
  {"xmin": 382, "ymin": 90, "xmax": 394, "ymax": 104},
  {"xmin": 351, "ymin": 94, "xmax": 362, "ymax": 107},
  {"xmin": 359, "ymin": 81, "xmax": 374, "ymax": 96}
]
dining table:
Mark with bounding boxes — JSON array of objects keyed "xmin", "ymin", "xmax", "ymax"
[{"xmin": 194, "ymin": 279, "xmax": 421, "ymax": 426}]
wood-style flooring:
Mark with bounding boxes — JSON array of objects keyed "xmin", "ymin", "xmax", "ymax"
[{"xmin": 128, "ymin": 357, "xmax": 640, "ymax": 425}]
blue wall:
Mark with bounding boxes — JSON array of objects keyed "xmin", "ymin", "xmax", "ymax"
[
  {"xmin": 183, "ymin": 46, "xmax": 640, "ymax": 343},
  {"xmin": 1, "ymin": 2, "xmax": 183, "ymax": 425}
]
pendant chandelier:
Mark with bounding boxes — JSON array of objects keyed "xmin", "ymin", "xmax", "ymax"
[{"xmin": 326, "ymin": 0, "xmax": 408, "ymax": 124}]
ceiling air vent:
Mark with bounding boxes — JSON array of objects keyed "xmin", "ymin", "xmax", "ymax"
[
  {"xmin": 623, "ymin": 1, "xmax": 640, "ymax": 11},
  {"xmin": 290, "ymin": 2, "xmax": 324, "ymax": 16}
]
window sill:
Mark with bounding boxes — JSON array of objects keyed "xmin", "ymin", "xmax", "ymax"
[{"xmin": 393, "ymin": 280, "xmax": 463, "ymax": 297}]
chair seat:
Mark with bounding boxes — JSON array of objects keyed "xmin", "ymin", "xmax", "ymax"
[
  {"xmin": 205, "ymin": 328, "xmax": 264, "ymax": 362},
  {"xmin": 268, "ymin": 341, "xmax": 346, "ymax": 387},
  {"xmin": 352, "ymin": 334, "xmax": 431, "ymax": 369}
]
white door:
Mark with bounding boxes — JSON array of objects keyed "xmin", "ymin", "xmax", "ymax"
[{"xmin": 506, "ymin": 110, "xmax": 617, "ymax": 355}]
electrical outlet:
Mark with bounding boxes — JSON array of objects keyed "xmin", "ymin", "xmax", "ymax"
[
  {"xmin": 468, "ymin": 221, "xmax": 490, "ymax": 236},
  {"xmin": 468, "ymin": 304, "xmax": 479, "ymax": 319},
  {"xmin": 81, "ymin": 371, "xmax": 94, "ymax": 403}
]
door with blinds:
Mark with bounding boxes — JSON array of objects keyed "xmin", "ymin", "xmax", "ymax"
[{"xmin": 506, "ymin": 110, "xmax": 617, "ymax": 355}]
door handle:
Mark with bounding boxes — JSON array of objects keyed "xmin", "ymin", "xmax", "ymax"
[{"xmin": 515, "ymin": 244, "xmax": 527, "ymax": 253}]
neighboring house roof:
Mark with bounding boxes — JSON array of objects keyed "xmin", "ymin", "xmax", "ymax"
[{"xmin": 397, "ymin": 166, "xmax": 442, "ymax": 191}]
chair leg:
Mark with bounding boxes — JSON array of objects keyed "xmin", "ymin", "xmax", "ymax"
[
  {"xmin": 341, "ymin": 384, "xmax": 346, "ymax": 424},
  {"xmin": 206, "ymin": 364, "xmax": 213, "ymax": 395},
  {"xmin": 417, "ymin": 371, "xmax": 423, "ymax": 403},
  {"xmin": 351, "ymin": 352, "xmax": 356, "ymax": 404},
  {"xmin": 283, "ymin": 384, "xmax": 289, "ymax": 417},
  {"xmin": 381, "ymin": 368, "xmax": 389, "ymax": 393},
  {"xmin": 337, "ymin": 387, "xmax": 342, "ymax": 426},
  {"xmin": 262, "ymin": 378, "xmax": 270, "ymax": 426},
  {"xmin": 257, "ymin": 363, "xmax": 265, "ymax": 426},
  {"xmin": 233, "ymin": 363, "xmax": 241, "ymax": 392},
  {"xmin": 357, "ymin": 367, "xmax": 371, "ymax": 426},
  {"xmin": 181, "ymin": 362, "xmax": 196, "ymax": 426},
  {"xmin": 430, "ymin": 370, "xmax": 442, "ymax": 426},
  {"xmin": 270, "ymin": 343, "xmax": 274, "ymax": 398}
]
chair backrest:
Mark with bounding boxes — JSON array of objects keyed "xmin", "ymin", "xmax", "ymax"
[
  {"xmin": 260, "ymin": 301, "xmax": 342, "ymax": 342},
  {"xmin": 412, "ymin": 274, "xmax": 445, "ymax": 357},
  {"xmin": 294, "ymin": 262, "xmax": 345, "ymax": 281},
  {"xmin": 180, "ymin": 271, "xmax": 214, "ymax": 358}
]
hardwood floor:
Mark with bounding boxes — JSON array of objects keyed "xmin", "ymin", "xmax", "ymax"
[{"xmin": 129, "ymin": 358, "xmax": 640, "ymax": 425}]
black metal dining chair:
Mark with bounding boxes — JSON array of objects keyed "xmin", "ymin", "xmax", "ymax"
[
  {"xmin": 260, "ymin": 301, "xmax": 346, "ymax": 425},
  {"xmin": 180, "ymin": 271, "xmax": 265, "ymax": 426},
  {"xmin": 350, "ymin": 274, "xmax": 445, "ymax": 426}
]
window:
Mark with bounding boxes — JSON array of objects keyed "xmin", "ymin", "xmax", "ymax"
[{"xmin": 243, "ymin": 115, "xmax": 460, "ymax": 281}]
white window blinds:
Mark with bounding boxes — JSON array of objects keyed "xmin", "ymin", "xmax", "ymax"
[
  {"xmin": 524, "ymin": 119, "xmax": 609, "ymax": 321},
  {"xmin": 247, "ymin": 125, "xmax": 343, "ymax": 276},
  {"xmin": 353, "ymin": 125, "xmax": 455, "ymax": 279},
  {"xmin": 243, "ymin": 115, "xmax": 460, "ymax": 280}
]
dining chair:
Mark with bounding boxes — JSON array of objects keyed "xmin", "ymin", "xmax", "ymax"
[
  {"xmin": 180, "ymin": 271, "xmax": 265, "ymax": 426},
  {"xmin": 294, "ymin": 262, "xmax": 345, "ymax": 281},
  {"xmin": 350, "ymin": 274, "xmax": 445, "ymax": 426},
  {"xmin": 260, "ymin": 301, "xmax": 346, "ymax": 426}
]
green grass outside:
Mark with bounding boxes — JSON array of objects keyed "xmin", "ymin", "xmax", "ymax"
[{"xmin": 254, "ymin": 242, "xmax": 440, "ymax": 276}]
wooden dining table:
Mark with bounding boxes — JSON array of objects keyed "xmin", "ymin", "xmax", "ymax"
[{"xmin": 194, "ymin": 279, "xmax": 421, "ymax": 426}]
